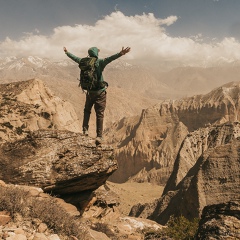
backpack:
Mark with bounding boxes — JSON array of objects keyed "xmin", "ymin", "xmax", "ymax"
[{"xmin": 78, "ymin": 57, "xmax": 98, "ymax": 91}]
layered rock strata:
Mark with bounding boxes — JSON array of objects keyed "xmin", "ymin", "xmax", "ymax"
[
  {"xmin": 0, "ymin": 129, "xmax": 117, "ymax": 195},
  {"xmin": 196, "ymin": 201, "xmax": 240, "ymax": 239},
  {"xmin": 164, "ymin": 122, "xmax": 240, "ymax": 194}
]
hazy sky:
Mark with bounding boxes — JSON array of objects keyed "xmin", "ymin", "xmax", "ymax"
[{"xmin": 0, "ymin": 0, "xmax": 240, "ymax": 67}]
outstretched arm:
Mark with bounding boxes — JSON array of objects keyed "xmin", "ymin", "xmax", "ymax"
[
  {"xmin": 63, "ymin": 46, "xmax": 81, "ymax": 64},
  {"xmin": 101, "ymin": 46, "xmax": 131, "ymax": 68}
]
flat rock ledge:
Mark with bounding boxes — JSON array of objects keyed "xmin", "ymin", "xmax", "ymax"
[{"xmin": 0, "ymin": 129, "xmax": 118, "ymax": 195}]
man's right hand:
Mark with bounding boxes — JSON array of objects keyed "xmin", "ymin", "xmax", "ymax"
[{"xmin": 63, "ymin": 47, "xmax": 67, "ymax": 53}]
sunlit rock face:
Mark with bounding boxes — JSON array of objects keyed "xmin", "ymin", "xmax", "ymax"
[
  {"xmin": 164, "ymin": 122, "xmax": 240, "ymax": 194},
  {"xmin": 0, "ymin": 129, "xmax": 117, "ymax": 195}
]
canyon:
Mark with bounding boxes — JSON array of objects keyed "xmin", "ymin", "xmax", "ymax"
[{"xmin": 106, "ymin": 81, "xmax": 240, "ymax": 185}]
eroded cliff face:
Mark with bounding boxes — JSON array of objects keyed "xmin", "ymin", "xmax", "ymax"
[
  {"xmin": 129, "ymin": 123, "xmax": 240, "ymax": 225},
  {"xmin": 106, "ymin": 107, "xmax": 188, "ymax": 184},
  {"xmin": 106, "ymin": 82, "xmax": 240, "ymax": 185},
  {"xmin": 0, "ymin": 79, "xmax": 81, "ymax": 142},
  {"xmin": 170, "ymin": 82, "xmax": 240, "ymax": 131},
  {"xmin": 164, "ymin": 122, "xmax": 240, "ymax": 194}
]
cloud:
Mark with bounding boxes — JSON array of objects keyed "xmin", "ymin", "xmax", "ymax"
[
  {"xmin": 0, "ymin": 11, "xmax": 240, "ymax": 69},
  {"xmin": 159, "ymin": 15, "xmax": 178, "ymax": 26}
]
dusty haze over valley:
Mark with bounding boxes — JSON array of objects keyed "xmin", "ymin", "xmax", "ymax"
[{"xmin": 0, "ymin": 57, "xmax": 240, "ymax": 182}]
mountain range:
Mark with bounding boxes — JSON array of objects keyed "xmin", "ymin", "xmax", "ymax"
[{"xmin": 1, "ymin": 56, "xmax": 240, "ymax": 129}]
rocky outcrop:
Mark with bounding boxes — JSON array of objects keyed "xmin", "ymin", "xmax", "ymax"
[
  {"xmin": 0, "ymin": 129, "xmax": 117, "ymax": 195},
  {"xmin": 0, "ymin": 77, "xmax": 121, "ymax": 212},
  {"xmin": 82, "ymin": 184, "xmax": 163, "ymax": 240},
  {"xmin": 0, "ymin": 77, "xmax": 165, "ymax": 239},
  {"xmin": 0, "ymin": 79, "xmax": 81, "ymax": 142},
  {"xmin": 196, "ymin": 201, "xmax": 240, "ymax": 239},
  {"xmin": 106, "ymin": 82, "xmax": 240, "ymax": 185},
  {"xmin": 129, "ymin": 124, "xmax": 240, "ymax": 224},
  {"xmin": 164, "ymin": 122, "xmax": 240, "ymax": 194},
  {"xmin": 0, "ymin": 78, "xmax": 119, "ymax": 210}
]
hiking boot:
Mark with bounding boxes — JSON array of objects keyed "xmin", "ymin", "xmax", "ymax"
[
  {"xmin": 83, "ymin": 128, "xmax": 88, "ymax": 136},
  {"xmin": 95, "ymin": 136, "xmax": 103, "ymax": 146}
]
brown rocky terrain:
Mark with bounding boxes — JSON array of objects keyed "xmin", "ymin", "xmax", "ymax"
[
  {"xmin": 0, "ymin": 181, "xmax": 88, "ymax": 240},
  {"xmin": 164, "ymin": 122, "xmax": 240, "ymax": 194},
  {"xmin": 106, "ymin": 81, "xmax": 240, "ymax": 185},
  {"xmin": 106, "ymin": 181, "xmax": 164, "ymax": 216},
  {"xmin": 0, "ymin": 64, "xmax": 240, "ymax": 238},
  {"xmin": 0, "ymin": 180, "xmax": 164, "ymax": 239},
  {"xmin": 196, "ymin": 201, "xmax": 240, "ymax": 239},
  {"xmin": 0, "ymin": 79, "xmax": 117, "ymax": 206},
  {"xmin": 0, "ymin": 79, "xmax": 164, "ymax": 239},
  {"xmin": 129, "ymin": 123, "xmax": 240, "ymax": 225}
]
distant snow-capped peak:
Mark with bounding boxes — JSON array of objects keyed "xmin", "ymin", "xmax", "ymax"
[
  {"xmin": 0, "ymin": 56, "xmax": 75, "ymax": 70},
  {"xmin": 0, "ymin": 56, "xmax": 140, "ymax": 73},
  {"xmin": 27, "ymin": 56, "xmax": 46, "ymax": 67},
  {"xmin": 109, "ymin": 59, "xmax": 135, "ymax": 69},
  {"xmin": 3, "ymin": 56, "xmax": 17, "ymax": 63}
]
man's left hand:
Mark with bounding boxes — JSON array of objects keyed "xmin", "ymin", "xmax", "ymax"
[{"xmin": 120, "ymin": 47, "xmax": 131, "ymax": 55}]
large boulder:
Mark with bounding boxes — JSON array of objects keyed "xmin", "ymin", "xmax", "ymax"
[
  {"xmin": 0, "ymin": 129, "xmax": 117, "ymax": 195},
  {"xmin": 196, "ymin": 201, "xmax": 240, "ymax": 239}
]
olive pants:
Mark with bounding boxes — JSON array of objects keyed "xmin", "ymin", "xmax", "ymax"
[{"xmin": 82, "ymin": 91, "xmax": 106, "ymax": 137}]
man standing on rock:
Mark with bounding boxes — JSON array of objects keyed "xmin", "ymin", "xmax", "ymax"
[{"xmin": 63, "ymin": 46, "xmax": 131, "ymax": 145}]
